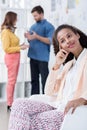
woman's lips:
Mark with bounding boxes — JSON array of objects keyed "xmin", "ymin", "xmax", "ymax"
[{"xmin": 68, "ymin": 42, "xmax": 75, "ymax": 48}]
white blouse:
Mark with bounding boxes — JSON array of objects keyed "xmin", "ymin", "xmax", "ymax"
[
  {"xmin": 55, "ymin": 48, "xmax": 87, "ymax": 111},
  {"xmin": 29, "ymin": 48, "xmax": 87, "ymax": 112}
]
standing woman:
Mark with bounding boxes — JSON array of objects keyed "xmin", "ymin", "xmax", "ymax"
[{"xmin": 1, "ymin": 11, "xmax": 29, "ymax": 111}]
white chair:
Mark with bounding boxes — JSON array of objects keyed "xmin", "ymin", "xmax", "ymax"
[{"xmin": 60, "ymin": 106, "xmax": 87, "ymax": 130}]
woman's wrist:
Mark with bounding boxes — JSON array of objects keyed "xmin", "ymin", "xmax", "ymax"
[
  {"xmin": 79, "ymin": 98, "xmax": 87, "ymax": 105},
  {"xmin": 52, "ymin": 63, "xmax": 61, "ymax": 70},
  {"xmin": 82, "ymin": 98, "xmax": 87, "ymax": 105}
]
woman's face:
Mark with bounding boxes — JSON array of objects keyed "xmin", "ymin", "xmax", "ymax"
[
  {"xmin": 13, "ymin": 17, "xmax": 17, "ymax": 26},
  {"xmin": 57, "ymin": 28, "xmax": 82, "ymax": 54}
]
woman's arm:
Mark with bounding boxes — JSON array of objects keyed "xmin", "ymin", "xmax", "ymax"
[
  {"xmin": 45, "ymin": 49, "xmax": 69, "ymax": 96},
  {"xmin": 44, "ymin": 68, "xmax": 61, "ymax": 96},
  {"xmin": 1, "ymin": 30, "xmax": 21, "ymax": 53},
  {"xmin": 64, "ymin": 98, "xmax": 87, "ymax": 114},
  {"xmin": 1, "ymin": 30, "xmax": 29, "ymax": 53}
]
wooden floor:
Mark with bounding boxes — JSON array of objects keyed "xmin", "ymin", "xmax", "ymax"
[{"xmin": 0, "ymin": 101, "xmax": 10, "ymax": 130}]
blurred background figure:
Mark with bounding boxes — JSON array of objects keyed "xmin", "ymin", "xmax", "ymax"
[
  {"xmin": 24, "ymin": 6, "xmax": 55, "ymax": 95},
  {"xmin": 1, "ymin": 11, "xmax": 29, "ymax": 111}
]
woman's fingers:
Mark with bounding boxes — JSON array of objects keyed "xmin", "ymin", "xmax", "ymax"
[
  {"xmin": 53, "ymin": 49, "xmax": 69, "ymax": 70},
  {"xmin": 64, "ymin": 101, "xmax": 75, "ymax": 115},
  {"xmin": 71, "ymin": 106, "xmax": 76, "ymax": 114},
  {"xmin": 56, "ymin": 49, "xmax": 69, "ymax": 58},
  {"xmin": 64, "ymin": 98, "xmax": 86, "ymax": 115},
  {"xmin": 61, "ymin": 49, "xmax": 68, "ymax": 55},
  {"xmin": 64, "ymin": 104, "xmax": 71, "ymax": 115},
  {"xmin": 64, "ymin": 105, "xmax": 76, "ymax": 115}
]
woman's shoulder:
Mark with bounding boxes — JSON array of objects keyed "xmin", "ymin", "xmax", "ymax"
[
  {"xmin": 2, "ymin": 28, "xmax": 11, "ymax": 33},
  {"xmin": 1, "ymin": 28, "xmax": 11, "ymax": 37}
]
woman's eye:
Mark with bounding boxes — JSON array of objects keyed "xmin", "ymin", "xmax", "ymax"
[
  {"xmin": 60, "ymin": 40, "xmax": 65, "ymax": 43},
  {"xmin": 67, "ymin": 34, "xmax": 71, "ymax": 38}
]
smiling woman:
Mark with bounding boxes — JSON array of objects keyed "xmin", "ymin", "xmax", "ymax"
[
  {"xmin": 8, "ymin": 24, "xmax": 87, "ymax": 130},
  {"xmin": 57, "ymin": 28, "xmax": 82, "ymax": 59}
]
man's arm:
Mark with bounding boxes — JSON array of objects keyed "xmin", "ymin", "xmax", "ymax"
[
  {"xmin": 24, "ymin": 32, "xmax": 51, "ymax": 44},
  {"xmin": 24, "ymin": 23, "xmax": 55, "ymax": 44},
  {"xmin": 35, "ymin": 33, "xmax": 50, "ymax": 44}
]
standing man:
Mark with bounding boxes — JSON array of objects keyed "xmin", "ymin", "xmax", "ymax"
[{"xmin": 25, "ymin": 5, "xmax": 55, "ymax": 95}]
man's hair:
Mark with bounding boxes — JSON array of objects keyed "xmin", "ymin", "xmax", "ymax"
[{"xmin": 31, "ymin": 5, "xmax": 44, "ymax": 14}]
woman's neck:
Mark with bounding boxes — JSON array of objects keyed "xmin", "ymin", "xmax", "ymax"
[{"xmin": 74, "ymin": 47, "xmax": 84, "ymax": 59}]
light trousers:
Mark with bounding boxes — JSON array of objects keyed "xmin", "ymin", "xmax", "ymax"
[{"xmin": 5, "ymin": 53, "xmax": 20, "ymax": 106}]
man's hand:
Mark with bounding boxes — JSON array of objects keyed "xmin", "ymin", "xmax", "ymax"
[
  {"xmin": 24, "ymin": 31, "xmax": 50, "ymax": 44},
  {"xmin": 24, "ymin": 31, "xmax": 37, "ymax": 41},
  {"xmin": 64, "ymin": 98, "xmax": 87, "ymax": 115}
]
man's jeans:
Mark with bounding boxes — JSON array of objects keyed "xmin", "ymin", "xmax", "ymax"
[{"xmin": 30, "ymin": 58, "xmax": 49, "ymax": 95}]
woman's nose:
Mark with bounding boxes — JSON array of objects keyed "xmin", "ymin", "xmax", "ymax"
[{"xmin": 66, "ymin": 39, "xmax": 70, "ymax": 44}]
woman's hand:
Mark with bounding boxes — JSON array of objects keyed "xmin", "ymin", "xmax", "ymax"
[
  {"xmin": 20, "ymin": 43, "xmax": 25, "ymax": 46},
  {"xmin": 53, "ymin": 49, "xmax": 69, "ymax": 70},
  {"xmin": 20, "ymin": 44, "xmax": 29, "ymax": 50},
  {"xmin": 64, "ymin": 98, "xmax": 87, "ymax": 115}
]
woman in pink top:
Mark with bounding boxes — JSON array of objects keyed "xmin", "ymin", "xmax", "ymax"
[{"xmin": 9, "ymin": 24, "xmax": 87, "ymax": 130}]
